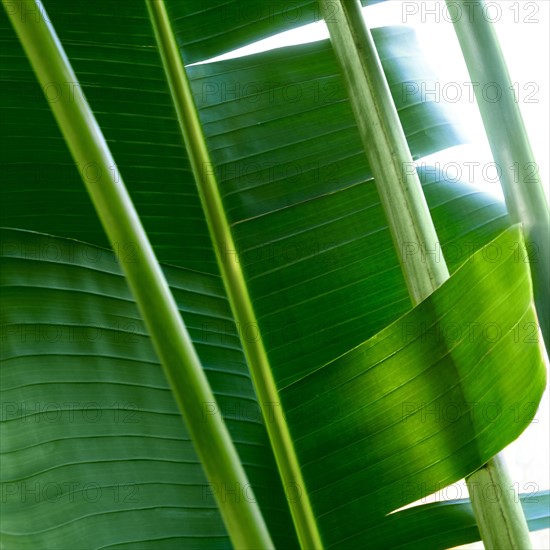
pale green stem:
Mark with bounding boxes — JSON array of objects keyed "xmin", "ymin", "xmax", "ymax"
[
  {"xmin": 2, "ymin": 1, "xmax": 273, "ymax": 547},
  {"xmin": 319, "ymin": 1, "xmax": 532, "ymax": 548},
  {"xmin": 446, "ymin": 0, "xmax": 549, "ymax": 349},
  {"xmin": 145, "ymin": 1, "xmax": 323, "ymax": 548},
  {"xmin": 319, "ymin": 0, "xmax": 449, "ymax": 305},
  {"xmin": 466, "ymin": 455, "xmax": 532, "ymax": 549}
]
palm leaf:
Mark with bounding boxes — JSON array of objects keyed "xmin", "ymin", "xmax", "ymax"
[
  {"xmin": 1, "ymin": 224, "xmax": 545, "ymax": 547},
  {"xmin": 163, "ymin": 0, "xmax": 385, "ymax": 64},
  {"xmin": 377, "ymin": 491, "xmax": 550, "ymax": 549},
  {"xmin": 1, "ymin": 0, "xmax": 546, "ymax": 547}
]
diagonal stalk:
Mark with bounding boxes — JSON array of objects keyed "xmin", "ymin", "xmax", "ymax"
[
  {"xmin": 2, "ymin": 1, "xmax": 273, "ymax": 547},
  {"xmin": 319, "ymin": 1, "xmax": 450, "ymax": 304},
  {"xmin": 318, "ymin": 1, "xmax": 532, "ymax": 548},
  {"xmin": 145, "ymin": 1, "xmax": 323, "ymax": 548},
  {"xmin": 316, "ymin": 0, "xmax": 448, "ymax": 309},
  {"xmin": 446, "ymin": 0, "xmax": 549, "ymax": 349},
  {"xmin": 466, "ymin": 455, "xmax": 532, "ymax": 549}
]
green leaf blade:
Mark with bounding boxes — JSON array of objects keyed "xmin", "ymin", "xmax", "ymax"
[
  {"xmin": 280, "ymin": 225, "xmax": 546, "ymax": 546},
  {"xmin": 0, "ymin": 228, "xmax": 297, "ymax": 549}
]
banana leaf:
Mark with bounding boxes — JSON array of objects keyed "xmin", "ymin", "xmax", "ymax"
[{"xmin": 0, "ymin": 1, "xmax": 547, "ymax": 548}]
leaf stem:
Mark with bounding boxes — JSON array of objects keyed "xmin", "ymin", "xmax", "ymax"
[
  {"xmin": 2, "ymin": 1, "xmax": 273, "ymax": 547},
  {"xmin": 466, "ymin": 455, "xmax": 532, "ymax": 549},
  {"xmin": 145, "ymin": 1, "xmax": 323, "ymax": 548},
  {"xmin": 446, "ymin": 0, "xmax": 549, "ymax": 349},
  {"xmin": 318, "ymin": 0, "xmax": 449, "ymax": 305}
]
